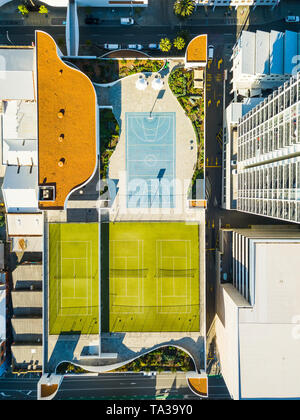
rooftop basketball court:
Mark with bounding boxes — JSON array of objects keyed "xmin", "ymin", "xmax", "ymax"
[
  {"xmin": 48, "ymin": 223, "xmax": 99, "ymax": 335},
  {"xmin": 107, "ymin": 222, "xmax": 200, "ymax": 332},
  {"xmin": 126, "ymin": 112, "xmax": 176, "ymax": 209}
]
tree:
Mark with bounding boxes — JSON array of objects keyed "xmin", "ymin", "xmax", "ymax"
[
  {"xmin": 39, "ymin": 5, "xmax": 48, "ymax": 14},
  {"xmin": 173, "ymin": 36, "xmax": 185, "ymax": 50},
  {"xmin": 173, "ymin": 0, "xmax": 195, "ymax": 18},
  {"xmin": 18, "ymin": 5, "xmax": 29, "ymax": 15},
  {"xmin": 159, "ymin": 38, "xmax": 172, "ymax": 53}
]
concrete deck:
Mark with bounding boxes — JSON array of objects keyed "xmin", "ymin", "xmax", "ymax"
[{"xmin": 97, "ymin": 60, "xmax": 198, "ymax": 221}]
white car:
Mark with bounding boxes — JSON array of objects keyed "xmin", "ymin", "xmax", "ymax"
[
  {"xmin": 128, "ymin": 44, "xmax": 143, "ymax": 50},
  {"xmin": 104, "ymin": 43, "xmax": 120, "ymax": 50},
  {"xmin": 148, "ymin": 43, "xmax": 159, "ymax": 49},
  {"xmin": 285, "ymin": 16, "xmax": 300, "ymax": 23},
  {"xmin": 208, "ymin": 45, "xmax": 214, "ymax": 60},
  {"xmin": 120, "ymin": 17, "xmax": 134, "ymax": 25}
]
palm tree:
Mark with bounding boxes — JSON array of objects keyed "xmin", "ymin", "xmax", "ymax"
[
  {"xmin": 159, "ymin": 38, "xmax": 172, "ymax": 53},
  {"xmin": 39, "ymin": 5, "xmax": 48, "ymax": 14},
  {"xmin": 173, "ymin": 36, "xmax": 186, "ymax": 50},
  {"xmin": 173, "ymin": 0, "xmax": 196, "ymax": 18},
  {"xmin": 18, "ymin": 5, "xmax": 29, "ymax": 15}
]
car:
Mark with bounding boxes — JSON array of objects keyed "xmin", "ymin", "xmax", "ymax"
[
  {"xmin": 128, "ymin": 44, "xmax": 143, "ymax": 50},
  {"xmin": 120, "ymin": 17, "xmax": 134, "ymax": 25},
  {"xmin": 85, "ymin": 17, "xmax": 99, "ymax": 25},
  {"xmin": 208, "ymin": 45, "xmax": 214, "ymax": 60},
  {"xmin": 222, "ymin": 273, "xmax": 228, "ymax": 282},
  {"xmin": 232, "ymin": 169, "xmax": 238, "ymax": 175},
  {"xmin": 231, "ymin": 160, "xmax": 237, "ymax": 166},
  {"xmin": 148, "ymin": 43, "xmax": 159, "ymax": 49},
  {"xmin": 104, "ymin": 43, "xmax": 120, "ymax": 50},
  {"xmin": 285, "ymin": 16, "xmax": 300, "ymax": 23}
]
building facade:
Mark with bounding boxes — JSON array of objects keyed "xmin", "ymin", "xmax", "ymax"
[
  {"xmin": 196, "ymin": 0, "xmax": 279, "ymax": 8},
  {"xmin": 236, "ymin": 72, "xmax": 300, "ymax": 223},
  {"xmin": 216, "ymin": 225, "xmax": 300, "ymax": 400},
  {"xmin": 231, "ymin": 30, "xmax": 298, "ymax": 97}
]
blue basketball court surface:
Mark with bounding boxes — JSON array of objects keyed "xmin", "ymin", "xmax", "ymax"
[{"xmin": 126, "ymin": 112, "xmax": 176, "ymax": 208}]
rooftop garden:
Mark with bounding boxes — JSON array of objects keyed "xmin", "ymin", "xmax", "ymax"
[
  {"xmin": 168, "ymin": 67, "xmax": 205, "ymax": 198},
  {"xmin": 100, "ymin": 109, "xmax": 120, "ymax": 194},
  {"xmin": 111, "ymin": 346, "xmax": 195, "ymax": 373},
  {"xmin": 67, "ymin": 59, "xmax": 165, "ymax": 84}
]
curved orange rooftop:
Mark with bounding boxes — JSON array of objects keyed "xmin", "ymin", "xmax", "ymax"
[
  {"xmin": 186, "ymin": 35, "xmax": 207, "ymax": 64},
  {"xmin": 188, "ymin": 377, "xmax": 208, "ymax": 398},
  {"xmin": 36, "ymin": 31, "xmax": 97, "ymax": 209}
]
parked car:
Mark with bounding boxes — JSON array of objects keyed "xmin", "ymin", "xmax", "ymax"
[
  {"xmin": 120, "ymin": 17, "xmax": 134, "ymax": 25},
  {"xmin": 128, "ymin": 44, "xmax": 143, "ymax": 50},
  {"xmin": 148, "ymin": 43, "xmax": 160, "ymax": 49},
  {"xmin": 231, "ymin": 160, "xmax": 237, "ymax": 166},
  {"xmin": 208, "ymin": 45, "xmax": 214, "ymax": 60},
  {"xmin": 232, "ymin": 169, "xmax": 238, "ymax": 175},
  {"xmin": 285, "ymin": 16, "xmax": 300, "ymax": 23},
  {"xmin": 85, "ymin": 17, "xmax": 99, "ymax": 25},
  {"xmin": 104, "ymin": 43, "xmax": 120, "ymax": 50}
]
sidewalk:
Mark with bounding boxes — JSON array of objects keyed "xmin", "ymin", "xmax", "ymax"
[{"xmin": 0, "ymin": 0, "xmax": 67, "ymax": 26}]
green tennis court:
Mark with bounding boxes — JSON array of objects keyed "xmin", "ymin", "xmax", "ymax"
[
  {"xmin": 108, "ymin": 222, "xmax": 200, "ymax": 332},
  {"xmin": 49, "ymin": 223, "xmax": 99, "ymax": 335}
]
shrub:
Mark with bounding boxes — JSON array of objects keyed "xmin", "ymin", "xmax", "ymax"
[{"xmin": 18, "ymin": 5, "xmax": 29, "ymax": 15}]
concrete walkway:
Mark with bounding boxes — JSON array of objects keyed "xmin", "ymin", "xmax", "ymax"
[{"xmin": 98, "ymin": 59, "xmax": 198, "ymax": 221}]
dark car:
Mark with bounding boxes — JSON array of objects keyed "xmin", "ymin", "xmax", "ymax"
[{"xmin": 85, "ymin": 17, "xmax": 99, "ymax": 25}]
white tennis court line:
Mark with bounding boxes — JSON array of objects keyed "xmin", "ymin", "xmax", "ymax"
[
  {"xmin": 56, "ymin": 240, "xmax": 93, "ymax": 318},
  {"xmin": 110, "ymin": 239, "xmax": 144, "ymax": 315},
  {"xmin": 156, "ymin": 239, "xmax": 192, "ymax": 314}
]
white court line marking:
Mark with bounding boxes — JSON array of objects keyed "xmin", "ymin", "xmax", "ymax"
[
  {"xmin": 110, "ymin": 239, "xmax": 143, "ymax": 314},
  {"xmin": 157, "ymin": 239, "xmax": 192, "ymax": 315},
  {"xmin": 58, "ymin": 240, "xmax": 92, "ymax": 317}
]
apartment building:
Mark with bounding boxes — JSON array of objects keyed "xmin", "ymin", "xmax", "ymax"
[
  {"xmin": 237, "ymin": 72, "xmax": 300, "ymax": 223},
  {"xmin": 196, "ymin": 0, "xmax": 279, "ymax": 7},
  {"xmin": 0, "ymin": 279, "xmax": 6, "ymax": 376},
  {"xmin": 215, "ymin": 225, "xmax": 300, "ymax": 400},
  {"xmin": 231, "ymin": 30, "xmax": 299, "ymax": 97}
]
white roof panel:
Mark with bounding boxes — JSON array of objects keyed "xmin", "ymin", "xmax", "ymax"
[
  {"xmin": 2, "ymin": 165, "xmax": 38, "ymax": 212},
  {"xmin": 270, "ymin": 30, "xmax": 284, "ymax": 74},
  {"xmin": 284, "ymin": 31, "xmax": 297, "ymax": 74},
  {"xmin": 0, "ymin": 72, "xmax": 34, "ymax": 100},
  {"xmin": 241, "ymin": 31, "xmax": 256, "ymax": 75},
  {"xmin": 255, "ymin": 31, "xmax": 270, "ymax": 75},
  {"xmin": 7, "ymin": 213, "xmax": 43, "ymax": 236}
]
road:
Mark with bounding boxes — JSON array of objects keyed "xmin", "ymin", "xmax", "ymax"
[
  {"xmin": 1, "ymin": 19, "xmax": 299, "ymax": 50},
  {"xmin": 0, "ymin": 374, "xmax": 230, "ymax": 400}
]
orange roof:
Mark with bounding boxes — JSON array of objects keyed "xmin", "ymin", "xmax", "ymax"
[
  {"xmin": 186, "ymin": 35, "xmax": 207, "ymax": 63},
  {"xmin": 36, "ymin": 31, "xmax": 97, "ymax": 209},
  {"xmin": 188, "ymin": 377, "xmax": 208, "ymax": 397}
]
